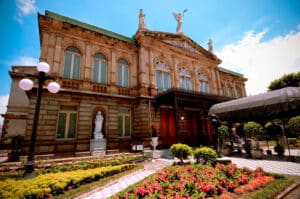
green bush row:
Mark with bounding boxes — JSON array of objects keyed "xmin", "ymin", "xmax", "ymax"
[
  {"xmin": 0, "ymin": 164, "xmax": 135, "ymax": 199},
  {"xmin": 170, "ymin": 143, "xmax": 217, "ymax": 165}
]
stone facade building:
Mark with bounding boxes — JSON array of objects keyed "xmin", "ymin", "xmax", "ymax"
[{"xmin": 1, "ymin": 10, "xmax": 247, "ymax": 156}]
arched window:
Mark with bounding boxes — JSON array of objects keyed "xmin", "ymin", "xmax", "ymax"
[
  {"xmin": 227, "ymin": 83, "xmax": 233, "ymax": 97},
  {"xmin": 93, "ymin": 53, "xmax": 107, "ymax": 83},
  {"xmin": 117, "ymin": 59, "xmax": 129, "ymax": 87},
  {"xmin": 198, "ymin": 73, "xmax": 210, "ymax": 93},
  {"xmin": 63, "ymin": 46, "xmax": 81, "ymax": 79},
  {"xmin": 179, "ymin": 67, "xmax": 192, "ymax": 90},
  {"xmin": 155, "ymin": 61, "xmax": 170, "ymax": 90}
]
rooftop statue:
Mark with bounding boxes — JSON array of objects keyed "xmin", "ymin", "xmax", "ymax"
[
  {"xmin": 138, "ymin": 9, "xmax": 147, "ymax": 30},
  {"xmin": 208, "ymin": 39, "xmax": 213, "ymax": 52},
  {"xmin": 173, "ymin": 9, "xmax": 188, "ymax": 34}
]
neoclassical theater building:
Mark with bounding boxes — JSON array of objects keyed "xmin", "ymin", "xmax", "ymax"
[{"xmin": 1, "ymin": 10, "xmax": 247, "ymax": 155}]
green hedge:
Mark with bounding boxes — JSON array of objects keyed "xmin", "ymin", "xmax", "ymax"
[{"xmin": 0, "ymin": 164, "xmax": 135, "ymax": 198}]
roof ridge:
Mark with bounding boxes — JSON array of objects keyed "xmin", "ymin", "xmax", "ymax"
[{"xmin": 45, "ymin": 10, "xmax": 135, "ymax": 43}]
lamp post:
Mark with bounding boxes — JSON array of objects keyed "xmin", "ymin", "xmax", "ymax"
[{"xmin": 19, "ymin": 62, "xmax": 60, "ymax": 178}]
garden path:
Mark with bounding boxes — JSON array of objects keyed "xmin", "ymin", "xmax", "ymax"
[{"xmin": 76, "ymin": 158, "xmax": 173, "ymax": 199}]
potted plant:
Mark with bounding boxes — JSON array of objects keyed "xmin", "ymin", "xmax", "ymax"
[{"xmin": 243, "ymin": 121, "xmax": 264, "ymax": 159}]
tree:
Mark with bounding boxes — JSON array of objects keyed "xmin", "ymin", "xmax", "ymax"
[
  {"xmin": 243, "ymin": 121, "xmax": 263, "ymax": 151},
  {"xmin": 268, "ymin": 71, "xmax": 300, "ymax": 91}
]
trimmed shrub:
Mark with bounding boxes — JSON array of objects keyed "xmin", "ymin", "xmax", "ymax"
[
  {"xmin": 194, "ymin": 146, "xmax": 217, "ymax": 165},
  {"xmin": 170, "ymin": 143, "xmax": 192, "ymax": 164}
]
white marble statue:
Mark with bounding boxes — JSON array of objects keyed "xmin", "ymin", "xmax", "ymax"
[
  {"xmin": 173, "ymin": 9, "xmax": 187, "ymax": 34},
  {"xmin": 138, "ymin": 9, "xmax": 147, "ymax": 30},
  {"xmin": 93, "ymin": 111, "xmax": 104, "ymax": 139}
]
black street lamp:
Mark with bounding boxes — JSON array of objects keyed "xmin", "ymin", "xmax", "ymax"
[{"xmin": 19, "ymin": 62, "xmax": 60, "ymax": 179}]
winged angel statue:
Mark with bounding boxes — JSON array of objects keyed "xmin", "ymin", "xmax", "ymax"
[{"xmin": 173, "ymin": 9, "xmax": 188, "ymax": 34}]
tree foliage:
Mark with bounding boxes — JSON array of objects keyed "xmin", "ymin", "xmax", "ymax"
[
  {"xmin": 243, "ymin": 121, "xmax": 263, "ymax": 138},
  {"xmin": 268, "ymin": 71, "xmax": 300, "ymax": 91},
  {"xmin": 218, "ymin": 125, "xmax": 230, "ymax": 138},
  {"xmin": 288, "ymin": 115, "xmax": 300, "ymax": 137}
]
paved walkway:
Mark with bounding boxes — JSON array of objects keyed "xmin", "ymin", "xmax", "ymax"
[
  {"xmin": 77, "ymin": 159, "xmax": 173, "ymax": 199},
  {"xmin": 78, "ymin": 155, "xmax": 300, "ymax": 199},
  {"xmin": 221, "ymin": 156, "xmax": 300, "ymax": 176}
]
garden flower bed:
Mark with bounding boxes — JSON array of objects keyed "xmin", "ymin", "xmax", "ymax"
[
  {"xmin": 111, "ymin": 163, "xmax": 287, "ymax": 199},
  {"xmin": 0, "ymin": 164, "xmax": 136, "ymax": 198}
]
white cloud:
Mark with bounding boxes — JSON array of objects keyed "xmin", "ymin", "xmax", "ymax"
[
  {"xmin": 0, "ymin": 95, "xmax": 9, "ymax": 125},
  {"xmin": 15, "ymin": 0, "xmax": 38, "ymax": 23},
  {"xmin": 12, "ymin": 56, "xmax": 39, "ymax": 66},
  {"xmin": 216, "ymin": 30, "xmax": 300, "ymax": 95}
]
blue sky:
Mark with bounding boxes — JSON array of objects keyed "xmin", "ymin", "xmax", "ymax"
[{"xmin": 0, "ymin": 0, "xmax": 300, "ymax": 123}]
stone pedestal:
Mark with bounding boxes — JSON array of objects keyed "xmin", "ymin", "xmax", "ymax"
[{"xmin": 90, "ymin": 139, "xmax": 107, "ymax": 156}]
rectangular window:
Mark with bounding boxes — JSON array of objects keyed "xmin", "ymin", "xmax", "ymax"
[
  {"xmin": 156, "ymin": 71, "xmax": 170, "ymax": 90},
  {"xmin": 200, "ymin": 82, "xmax": 210, "ymax": 93},
  {"xmin": 64, "ymin": 53, "xmax": 80, "ymax": 80},
  {"xmin": 118, "ymin": 65, "xmax": 129, "ymax": 87},
  {"xmin": 63, "ymin": 53, "xmax": 72, "ymax": 78},
  {"xmin": 117, "ymin": 109, "xmax": 131, "ymax": 137},
  {"xmin": 180, "ymin": 77, "xmax": 191, "ymax": 90},
  {"xmin": 56, "ymin": 105, "xmax": 78, "ymax": 139},
  {"xmin": 73, "ymin": 55, "xmax": 80, "ymax": 79},
  {"xmin": 93, "ymin": 60, "xmax": 107, "ymax": 83}
]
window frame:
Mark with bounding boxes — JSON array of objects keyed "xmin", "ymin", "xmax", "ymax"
[
  {"xmin": 63, "ymin": 46, "xmax": 81, "ymax": 80},
  {"xmin": 179, "ymin": 67, "xmax": 192, "ymax": 90},
  {"xmin": 93, "ymin": 53, "xmax": 107, "ymax": 83},
  {"xmin": 56, "ymin": 105, "xmax": 78, "ymax": 140},
  {"xmin": 117, "ymin": 109, "xmax": 131, "ymax": 138},
  {"xmin": 155, "ymin": 61, "xmax": 170, "ymax": 90},
  {"xmin": 198, "ymin": 73, "xmax": 210, "ymax": 93},
  {"xmin": 117, "ymin": 59, "xmax": 129, "ymax": 87}
]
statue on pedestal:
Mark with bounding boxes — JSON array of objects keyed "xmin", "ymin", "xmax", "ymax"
[
  {"xmin": 93, "ymin": 111, "xmax": 104, "ymax": 139},
  {"xmin": 138, "ymin": 9, "xmax": 147, "ymax": 30},
  {"xmin": 173, "ymin": 9, "xmax": 188, "ymax": 34}
]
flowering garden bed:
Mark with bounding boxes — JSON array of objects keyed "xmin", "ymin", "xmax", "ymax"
[{"xmin": 111, "ymin": 163, "xmax": 292, "ymax": 199}]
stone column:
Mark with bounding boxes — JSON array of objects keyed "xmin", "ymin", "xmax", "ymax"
[
  {"xmin": 110, "ymin": 49, "xmax": 116, "ymax": 84},
  {"xmin": 138, "ymin": 45, "xmax": 148, "ymax": 87},
  {"xmin": 52, "ymin": 36, "xmax": 62, "ymax": 76},
  {"xmin": 172, "ymin": 55, "xmax": 178, "ymax": 88},
  {"xmin": 148, "ymin": 47, "xmax": 155, "ymax": 88},
  {"xmin": 84, "ymin": 43, "xmax": 92, "ymax": 81}
]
